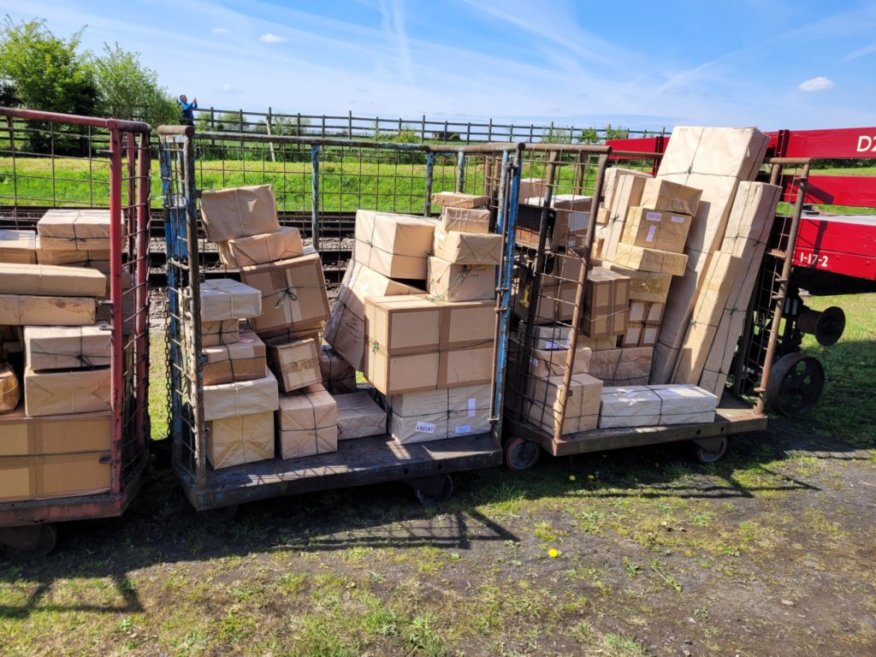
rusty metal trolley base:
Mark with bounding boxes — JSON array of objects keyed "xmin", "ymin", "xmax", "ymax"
[{"xmin": 159, "ymin": 127, "xmax": 522, "ymax": 512}]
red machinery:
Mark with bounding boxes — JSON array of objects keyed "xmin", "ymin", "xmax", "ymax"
[{"xmin": 608, "ymin": 127, "xmax": 876, "ymax": 415}]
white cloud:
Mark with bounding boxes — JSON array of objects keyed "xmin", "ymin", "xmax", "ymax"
[
  {"xmin": 222, "ymin": 83, "xmax": 233, "ymax": 92},
  {"xmin": 258, "ymin": 32, "xmax": 285, "ymax": 44},
  {"xmin": 211, "ymin": 27, "xmax": 229, "ymax": 35},
  {"xmin": 845, "ymin": 42, "xmax": 876, "ymax": 61},
  {"xmin": 798, "ymin": 76, "xmax": 835, "ymax": 92}
]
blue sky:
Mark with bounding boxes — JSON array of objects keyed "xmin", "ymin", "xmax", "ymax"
[{"xmin": 4, "ymin": 0, "xmax": 876, "ymax": 131}]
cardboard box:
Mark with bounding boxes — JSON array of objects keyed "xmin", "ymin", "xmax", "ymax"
[
  {"xmin": 0, "ymin": 229, "xmax": 37, "ymax": 264},
  {"xmin": 639, "ymin": 178, "xmax": 702, "ymax": 216},
  {"xmin": 578, "ymin": 334, "xmax": 621, "ymax": 351},
  {"xmin": 201, "ymin": 319, "xmax": 240, "ymax": 347},
  {"xmin": 24, "ymin": 323, "xmax": 112, "ymax": 371},
  {"xmin": 602, "ymin": 263, "xmax": 671, "ymax": 303},
  {"xmin": 353, "ymin": 210, "xmax": 435, "ymax": 279},
  {"xmin": 37, "ymin": 245, "xmax": 110, "ymax": 273},
  {"xmin": 433, "ymin": 227, "xmax": 502, "ymax": 266},
  {"xmin": 583, "ymin": 268, "xmax": 630, "ymax": 338},
  {"xmin": 37, "ymin": 209, "xmax": 111, "ymax": 250},
  {"xmin": 622, "ymin": 207, "xmax": 693, "ymax": 253},
  {"xmin": 516, "ymin": 198, "xmax": 590, "ymax": 251},
  {"xmin": 202, "ymin": 331, "xmax": 267, "ymax": 386},
  {"xmin": 628, "ymin": 301, "xmax": 664, "ymax": 324},
  {"xmin": 0, "ymin": 408, "xmax": 111, "ymax": 455},
  {"xmin": 206, "ymin": 411, "xmax": 274, "ymax": 469},
  {"xmin": 277, "ymin": 384, "xmax": 338, "ymax": 459},
  {"xmin": 364, "ymin": 295, "xmax": 494, "ymax": 356},
  {"xmin": 427, "ymin": 257, "xmax": 496, "ymax": 302},
  {"xmin": 0, "ymin": 263, "xmax": 106, "ymax": 298},
  {"xmin": 1, "ymin": 363, "xmax": 20, "ymax": 414},
  {"xmin": 588, "ymin": 347, "xmax": 653, "ymax": 386},
  {"xmin": 526, "ymin": 372, "xmax": 602, "ymax": 436},
  {"xmin": 0, "ymin": 294, "xmax": 96, "ymax": 326},
  {"xmin": 202, "ymin": 368, "xmax": 279, "ymax": 422},
  {"xmin": 319, "ymin": 345, "xmax": 357, "ymax": 394},
  {"xmin": 200, "ymin": 278, "xmax": 262, "ymax": 321},
  {"xmin": 439, "ymin": 207, "xmax": 490, "ymax": 234},
  {"xmin": 324, "ymin": 262, "xmax": 422, "ymax": 371},
  {"xmin": 526, "ymin": 345, "xmax": 592, "ymax": 378},
  {"xmin": 441, "ymin": 344, "xmax": 493, "ymax": 388},
  {"xmin": 0, "ymin": 452, "xmax": 110, "ymax": 502},
  {"xmin": 240, "ymin": 253, "xmax": 330, "ymax": 337},
  {"xmin": 266, "ymin": 336, "xmax": 321, "ymax": 393},
  {"xmin": 518, "ymin": 322, "xmax": 572, "ymax": 350},
  {"xmin": 24, "ymin": 366, "xmax": 111, "ymax": 417},
  {"xmin": 367, "ymin": 344, "xmax": 493, "ymax": 396},
  {"xmin": 336, "ymin": 391, "xmax": 387, "ymax": 440},
  {"xmin": 598, "ymin": 384, "xmax": 717, "ymax": 429},
  {"xmin": 389, "ymin": 384, "xmax": 491, "ymax": 444},
  {"xmin": 430, "ymin": 191, "xmax": 489, "ymax": 209},
  {"xmin": 623, "ymin": 322, "xmax": 659, "ymax": 348},
  {"xmin": 218, "ymin": 227, "xmax": 304, "ymax": 268},
  {"xmin": 199, "ymin": 184, "xmax": 281, "ymax": 242},
  {"xmin": 613, "ymin": 243, "xmax": 688, "ymax": 277},
  {"xmin": 602, "ymin": 170, "xmax": 650, "ymax": 262},
  {"xmin": 518, "ymin": 178, "xmax": 547, "ymax": 200},
  {"xmin": 513, "ymin": 255, "xmax": 583, "ymax": 323}
]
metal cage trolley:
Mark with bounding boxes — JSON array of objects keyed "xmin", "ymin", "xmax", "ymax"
[
  {"xmin": 0, "ymin": 108, "xmax": 151, "ymax": 556},
  {"xmin": 158, "ymin": 125, "xmax": 521, "ymax": 513}
]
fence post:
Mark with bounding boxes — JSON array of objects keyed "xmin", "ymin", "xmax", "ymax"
[
  {"xmin": 297, "ymin": 113, "xmax": 302, "ymax": 137},
  {"xmin": 348, "ymin": 110, "xmax": 353, "ymax": 138},
  {"xmin": 421, "ymin": 114, "xmax": 426, "ymax": 141},
  {"xmin": 321, "ymin": 115, "xmax": 326, "ymax": 138},
  {"xmin": 311, "ymin": 145, "xmax": 321, "ymax": 250},
  {"xmin": 424, "ymin": 151, "xmax": 434, "ymax": 216},
  {"xmin": 455, "ymin": 151, "xmax": 466, "ymax": 193},
  {"xmin": 239, "ymin": 109, "xmax": 245, "ymax": 155},
  {"xmin": 466, "ymin": 122, "xmax": 471, "ymax": 144},
  {"xmin": 529, "ymin": 124, "xmax": 534, "ymax": 142},
  {"xmin": 210, "ymin": 107, "xmax": 216, "ymax": 149},
  {"xmin": 488, "ymin": 118, "xmax": 493, "ymax": 142},
  {"xmin": 266, "ymin": 106, "xmax": 276, "ymax": 163}
]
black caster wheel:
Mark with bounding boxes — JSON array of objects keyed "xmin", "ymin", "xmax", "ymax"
[
  {"xmin": 504, "ymin": 437, "xmax": 541, "ymax": 471},
  {"xmin": 411, "ymin": 475, "xmax": 454, "ymax": 505},
  {"xmin": 766, "ymin": 353, "xmax": 825, "ymax": 417},
  {"xmin": 693, "ymin": 437, "xmax": 728, "ymax": 464},
  {"xmin": 1, "ymin": 524, "xmax": 58, "ymax": 560}
]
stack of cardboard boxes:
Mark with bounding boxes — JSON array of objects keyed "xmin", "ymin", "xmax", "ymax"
[
  {"xmin": 325, "ymin": 193, "xmax": 499, "ymax": 446},
  {"xmin": 0, "ymin": 209, "xmax": 119, "ymax": 502}
]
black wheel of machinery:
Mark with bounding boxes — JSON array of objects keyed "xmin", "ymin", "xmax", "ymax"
[
  {"xmin": 414, "ymin": 475, "xmax": 454, "ymax": 506},
  {"xmin": 766, "ymin": 352, "xmax": 825, "ymax": 417},
  {"xmin": 2, "ymin": 524, "xmax": 58, "ymax": 561},
  {"xmin": 693, "ymin": 437, "xmax": 728, "ymax": 464},
  {"xmin": 504, "ymin": 437, "xmax": 541, "ymax": 471}
]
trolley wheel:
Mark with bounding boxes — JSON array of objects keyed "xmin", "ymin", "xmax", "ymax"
[
  {"xmin": 198, "ymin": 504, "xmax": 239, "ymax": 522},
  {"xmin": 1, "ymin": 524, "xmax": 58, "ymax": 560},
  {"xmin": 693, "ymin": 437, "xmax": 728, "ymax": 464},
  {"xmin": 504, "ymin": 437, "xmax": 541, "ymax": 471},
  {"xmin": 766, "ymin": 352, "xmax": 825, "ymax": 417},
  {"xmin": 411, "ymin": 475, "xmax": 454, "ymax": 506}
]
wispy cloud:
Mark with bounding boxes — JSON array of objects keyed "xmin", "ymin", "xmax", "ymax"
[
  {"xmin": 258, "ymin": 32, "xmax": 285, "ymax": 44},
  {"xmin": 377, "ymin": 0, "xmax": 413, "ymax": 84},
  {"xmin": 845, "ymin": 42, "xmax": 876, "ymax": 61},
  {"xmin": 211, "ymin": 27, "xmax": 229, "ymax": 35},
  {"xmin": 798, "ymin": 76, "xmax": 834, "ymax": 92}
]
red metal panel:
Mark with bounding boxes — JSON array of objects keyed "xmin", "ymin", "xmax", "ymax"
[
  {"xmin": 787, "ymin": 175, "xmax": 876, "ymax": 208},
  {"xmin": 606, "ymin": 137, "xmax": 663, "ymax": 154},
  {"xmin": 794, "ymin": 216, "xmax": 876, "ymax": 280},
  {"xmin": 783, "ymin": 127, "xmax": 876, "ymax": 159}
]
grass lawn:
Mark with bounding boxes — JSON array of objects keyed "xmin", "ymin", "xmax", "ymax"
[{"xmin": 1, "ymin": 293, "xmax": 874, "ymax": 656}]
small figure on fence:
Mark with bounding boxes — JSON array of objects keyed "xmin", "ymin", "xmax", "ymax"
[{"xmin": 178, "ymin": 94, "xmax": 197, "ymax": 126}]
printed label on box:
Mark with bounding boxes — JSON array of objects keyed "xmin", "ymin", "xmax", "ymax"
[
  {"xmin": 670, "ymin": 215, "xmax": 686, "ymax": 223},
  {"xmin": 415, "ymin": 421, "xmax": 436, "ymax": 433},
  {"xmin": 468, "ymin": 398, "xmax": 476, "ymax": 417},
  {"xmin": 455, "ymin": 424, "xmax": 472, "ymax": 434},
  {"xmin": 646, "ymin": 211, "xmax": 662, "ymax": 222},
  {"xmin": 646, "ymin": 225, "xmax": 657, "ymax": 242}
]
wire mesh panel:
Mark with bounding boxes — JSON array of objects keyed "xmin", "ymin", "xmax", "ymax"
[{"xmin": 0, "ymin": 108, "xmax": 150, "ymax": 517}]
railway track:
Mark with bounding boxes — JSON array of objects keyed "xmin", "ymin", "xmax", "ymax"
[{"xmin": 1, "ymin": 207, "xmax": 356, "ymax": 286}]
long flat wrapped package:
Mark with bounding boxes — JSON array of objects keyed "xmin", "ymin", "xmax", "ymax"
[
  {"xmin": 699, "ymin": 183, "xmax": 781, "ymax": 395},
  {"xmin": 0, "ymin": 294, "xmax": 96, "ymax": 326},
  {"xmin": 430, "ymin": 191, "xmax": 489, "ymax": 209},
  {"xmin": 24, "ymin": 366, "xmax": 111, "ymax": 417},
  {"xmin": 201, "ymin": 368, "xmax": 279, "ymax": 422},
  {"xmin": 427, "ymin": 257, "xmax": 496, "ymax": 302},
  {"xmin": 0, "ymin": 407, "xmax": 111, "ymax": 455},
  {"xmin": 389, "ymin": 384, "xmax": 491, "ymax": 444},
  {"xmin": 37, "ymin": 209, "xmax": 111, "ymax": 251},
  {"xmin": 199, "ymin": 278, "xmax": 262, "ymax": 321},
  {"xmin": 0, "ymin": 229, "xmax": 37, "ymax": 264},
  {"xmin": 588, "ymin": 347, "xmax": 653, "ymax": 386},
  {"xmin": 206, "ymin": 411, "xmax": 274, "ymax": 469},
  {"xmin": 439, "ymin": 207, "xmax": 490, "ymax": 234},
  {"xmin": 240, "ymin": 253, "xmax": 330, "ymax": 338},
  {"xmin": 672, "ymin": 253, "xmax": 743, "ymax": 383},
  {"xmin": 0, "ymin": 263, "xmax": 106, "ymax": 297},
  {"xmin": 199, "ymin": 184, "xmax": 281, "ymax": 242},
  {"xmin": 651, "ymin": 384, "xmax": 717, "ymax": 424},
  {"xmin": 639, "ymin": 179, "xmax": 702, "ymax": 216},
  {"xmin": 526, "ymin": 372, "xmax": 603, "ymax": 436},
  {"xmin": 218, "ymin": 227, "xmax": 304, "ymax": 268},
  {"xmin": 432, "ymin": 226, "xmax": 502, "ymax": 266},
  {"xmin": 650, "ymin": 126, "xmax": 770, "ymax": 384},
  {"xmin": 324, "ymin": 262, "xmax": 422, "ymax": 371},
  {"xmin": 1, "ymin": 363, "xmax": 20, "ymax": 414},
  {"xmin": 277, "ymin": 384, "xmax": 338, "ymax": 459},
  {"xmin": 336, "ymin": 391, "xmax": 387, "ymax": 440},
  {"xmin": 36, "ymin": 244, "xmax": 110, "ymax": 273},
  {"xmin": 353, "ymin": 210, "xmax": 435, "ymax": 280},
  {"xmin": 0, "ymin": 452, "xmax": 111, "ymax": 502},
  {"xmin": 24, "ymin": 323, "xmax": 112, "ymax": 371},
  {"xmin": 201, "ymin": 331, "xmax": 267, "ymax": 386},
  {"xmin": 599, "ymin": 384, "xmax": 717, "ymax": 428}
]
